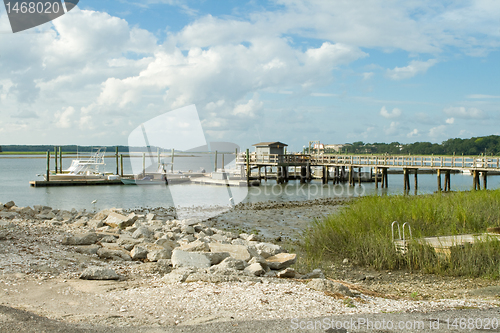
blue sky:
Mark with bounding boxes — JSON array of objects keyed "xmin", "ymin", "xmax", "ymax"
[{"xmin": 0, "ymin": 0, "xmax": 499, "ymax": 152}]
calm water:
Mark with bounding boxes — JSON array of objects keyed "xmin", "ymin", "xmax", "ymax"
[{"xmin": 1, "ymin": 155, "xmax": 499, "ymax": 211}]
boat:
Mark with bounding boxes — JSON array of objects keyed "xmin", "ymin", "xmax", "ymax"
[
  {"xmin": 121, "ymin": 163, "xmax": 191, "ymax": 185},
  {"xmin": 43, "ymin": 147, "xmax": 111, "ymax": 181}
]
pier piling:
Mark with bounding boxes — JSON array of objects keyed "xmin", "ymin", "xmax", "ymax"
[
  {"xmin": 59, "ymin": 146, "xmax": 62, "ymax": 173},
  {"xmin": 46, "ymin": 151, "xmax": 50, "ymax": 181}
]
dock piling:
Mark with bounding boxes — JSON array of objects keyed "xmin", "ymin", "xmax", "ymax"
[
  {"xmin": 116, "ymin": 146, "xmax": 119, "ymax": 175},
  {"xmin": 46, "ymin": 151, "xmax": 50, "ymax": 181},
  {"xmin": 59, "ymin": 146, "xmax": 62, "ymax": 173},
  {"xmin": 54, "ymin": 147, "xmax": 58, "ymax": 173},
  {"xmin": 120, "ymin": 154, "xmax": 123, "ymax": 177}
]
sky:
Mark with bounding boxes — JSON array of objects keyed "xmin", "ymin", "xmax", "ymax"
[{"xmin": 0, "ymin": 0, "xmax": 499, "ymax": 152}]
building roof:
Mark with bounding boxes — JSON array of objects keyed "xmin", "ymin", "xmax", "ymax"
[{"xmin": 252, "ymin": 141, "xmax": 288, "ymax": 147}]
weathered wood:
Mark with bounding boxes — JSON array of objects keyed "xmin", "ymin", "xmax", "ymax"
[
  {"xmin": 437, "ymin": 169, "xmax": 442, "ymax": 192},
  {"xmin": 482, "ymin": 171, "xmax": 487, "ymax": 190},
  {"xmin": 414, "ymin": 168, "xmax": 418, "ymax": 191},
  {"xmin": 358, "ymin": 167, "xmax": 361, "ymax": 186},
  {"xmin": 116, "ymin": 146, "xmax": 120, "ymax": 175},
  {"xmin": 214, "ymin": 150, "xmax": 218, "ymax": 172},
  {"xmin": 54, "ymin": 146, "xmax": 58, "ymax": 173},
  {"xmin": 120, "ymin": 154, "xmax": 124, "ymax": 177},
  {"xmin": 374, "ymin": 167, "xmax": 378, "ymax": 188},
  {"xmin": 46, "ymin": 151, "xmax": 50, "ymax": 182},
  {"xmin": 246, "ymin": 149, "xmax": 250, "ymax": 185},
  {"xmin": 59, "ymin": 146, "xmax": 62, "ymax": 173}
]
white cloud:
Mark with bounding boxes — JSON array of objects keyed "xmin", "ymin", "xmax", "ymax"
[
  {"xmin": 407, "ymin": 129, "xmax": 419, "ymax": 138},
  {"xmin": 380, "ymin": 106, "xmax": 402, "ymax": 119},
  {"xmin": 443, "ymin": 106, "xmax": 486, "ymax": 119},
  {"xmin": 362, "ymin": 72, "xmax": 374, "ymax": 80},
  {"xmin": 55, "ymin": 106, "xmax": 75, "ymax": 128},
  {"xmin": 386, "ymin": 59, "xmax": 437, "ymax": 80},
  {"xmin": 232, "ymin": 96, "xmax": 263, "ymax": 118},
  {"xmin": 429, "ymin": 125, "xmax": 447, "ymax": 138},
  {"xmin": 384, "ymin": 121, "xmax": 400, "ymax": 136},
  {"xmin": 445, "ymin": 117, "xmax": 455, "ymax": 124}
]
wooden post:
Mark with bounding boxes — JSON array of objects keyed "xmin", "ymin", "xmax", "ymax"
[
  {"xmin": 473, "ymin": 170, "xmax": 477, "ymax": 190},
  {"xmin": 375, "ymin": 167, "xmax": 378, "ymax": 188},
  {"xmin": 54, "ymin": 146, "xmax": 58, "ymax": 173},
  {"xmin": 381, "ymin": 168, "xmax": 385, "ymax": 188},
  {"xmin": 300, "ymin": 166, "xmax": 306, "ymax": 183},
  {"xmin": 171, "ymin": 148, "xmax": 174, "ymax": 173},
  {"xmin": 258, "ymin": 166, "xmax": 261, "ymax": 180},
  {"xmin": 384, "ymin": 168, "xmax": 389, "ymax": 188},
  {"xmin": 222, "ymin": 153, "xmax": 225, "ymax": 171},
  {"xmin": 214, "ymin": 150, "xmax": 218, "ymax": 172},
  {"xmin": 437, "ymin": 169, "xmax": 442, "ymax": 192},
  {"xmin": 358, "ymin": 167, "xmax": 361, "ymax": 186},
  {"xmin": 414, "ymin": 168, "xmax": 418, "ymax": 191},
  {"xmin": 265, "ymin": 166, "xmax": 268, "ymax": 182},
  {"xmin": 59, "ymin": 146, "xmax": 62, "ymax": 173},
  {"xmin": 277, "ymin": 165, "xmax": 281, "ymax": 184},
  {"xmin": 120, "ymin": 154, "xmax": 123, "ymax": 177},
  {"xmin": 46, "ymin": 151, "xmax": 50, "ymax": 181},
  {"xmin": 483, "ymin": 171, "xmax": 487, "ymax": 190},
  {"xmin": 284, "ymin": 166, "xmax": 289, "ymax": 183},
  {"xmin": 403, "ymin": 168, "xmax": 407, "ymax": 192},
  {"xmin": 246, "ymin": 149, "xmax": 250, "ymax": 185},
  {"xmin": 142, "ymin": 152, "xmax": 146, "ymax": 176},
  {"xmin": 116, "ymin": 146, "xmax": 119, "ymax": 175}
]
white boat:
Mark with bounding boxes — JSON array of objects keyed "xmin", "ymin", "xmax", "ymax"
[{"xmin": 43, "ymin": 147, "xmax": 109, "ymax": 181}]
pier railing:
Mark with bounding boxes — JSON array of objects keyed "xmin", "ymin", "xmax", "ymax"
[{"xmin": 236, "ymin": 153, "xmax": 500, "ymax": 171}]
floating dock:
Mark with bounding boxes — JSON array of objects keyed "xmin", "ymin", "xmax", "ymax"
[{"xmin": 29, "ymin": 179, "xmax": 124, "ymax": 187}]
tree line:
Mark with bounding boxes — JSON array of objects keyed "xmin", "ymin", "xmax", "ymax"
[{"xmin": 339, "ymin": 135, "xmax": 500, "ymax": 155}]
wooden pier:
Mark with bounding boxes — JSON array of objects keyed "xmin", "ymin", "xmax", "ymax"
[
  {"xmin": 29, "ymin": 179, "xmax": 124, "ymax": 187},
  {"xmin": 237, "ymin": 152, "xmax": 500, "ymax": 191}
]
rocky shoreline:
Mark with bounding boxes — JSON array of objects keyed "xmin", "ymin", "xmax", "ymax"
[{"xmin": 1, "ymin": 199, "xmax": 500, "ymax": 328}]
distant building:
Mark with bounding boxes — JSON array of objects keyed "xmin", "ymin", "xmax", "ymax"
[
  {"xmin": 252, "ymin": 142, "xmax": 288, "ymax": 155},
  {"xmin": 324, "ymin": 144, "xmax": 346, "ymax": 153}
]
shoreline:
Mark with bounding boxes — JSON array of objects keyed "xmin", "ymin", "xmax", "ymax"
[{"xmin": 1, "ymin": 199, "xmax": 500, "ymax": 330}]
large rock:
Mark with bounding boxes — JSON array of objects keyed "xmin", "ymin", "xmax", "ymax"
[
  {"xmin": 132, "ymin": 226, "xmax": 153, "ymax": 239},
  {"xmin": 74, "ymin": 245, "xmax": 100, "ymax": 255},
  {"xmin": 155, "ymin": 238, "xmax": 178, "ymax": 250},
  {"xmin": 208, "ymin": 243, "xmax": 251, "ymax": 261},
  {"xmin": 147, "ymin": 249, "xmax": 171, "ymax": 262},
  {"xmin": 203, "ymin": 252, "xmax": 230, "ymax": 265},
  {"xmin": 80, "ymin": 267, "xmax": 120, "ymax": 280},
  {"xmin": 130, "ymin": 245, "xmax": 148, "ymax": 260},
  {"xmin": 307, "ymin": 279, "xmax": 352, "ymax": 297},
  {"xmin": 213, "ymin": 257, "xmax": 247, "ymax": 271},
  {"xmin": 180, "ymin": 240, "xmax": 209, "ymax": 252},
  {"xmin": 0, "ymin": 212, "xmax": 19, "ymax": 220},
  {"xmin": 255, "ymin": 242, "xmax": 285, "ymax": 258},
  {"xmin": 265, "ymin": 253, "xmax": 296, "ymax": 270},
  {"xmin": 244, "ymin": 263, "xmax": 265, "ymax": 276},
  {"xmin": 301, "ymin": 269, "xmax": 325, "ymax": 279},
  {"xmin": 62, "ymin": 232, "xmax": 98, "ymax": 245},
  {"xmin": 104, "ymin": 212, "xmax": 137, "ymax": 229},
  {"xmin": 277, "ymin": 268, "xmax": 296, "ymax": 278},
  {"xmin": 19, "ymin": 206, "xmax": 35, "ymax": 217},
  {"xmin": 171, "ymin": 249, "xmax": 210, "ymax": 269},
  {"xmin": 97, "ymin": 248, "xmax": 132, "ymax": 261},
  {"xmin": 117, "ymin": 235, "xmax": 143, "ymax": 251},
  {"xmin": 3, "ymin": 201, "xmax": 15, "ymax": 209}
]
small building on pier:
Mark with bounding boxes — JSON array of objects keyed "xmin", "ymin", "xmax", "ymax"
[{"xmin": 253, "ymin": 142, "xmax": 288, "ymax": 155}]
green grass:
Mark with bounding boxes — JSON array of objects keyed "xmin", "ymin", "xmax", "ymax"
[{"xmin": 302, "ymin": 190, "xmax": 500, "ymax": 278}]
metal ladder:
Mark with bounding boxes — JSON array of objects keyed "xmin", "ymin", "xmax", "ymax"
[{"xmin": 391, "ymin": 221, "xmax": 412, "ymax": 254}]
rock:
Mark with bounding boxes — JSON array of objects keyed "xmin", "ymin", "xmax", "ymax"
[
  {"xmin": 147, "ymin": 249, "xmax": 171, "ymax": 262},
  {"xmin": 248, "ymin": 256, "xmax": 269, "ymax": 270},
  {"xmin": 180, "ymin": 219, "xmax": 198, "ymax": 226},
  {"xmin": 100, "ymin": 235, "xmax": 117, "ymax": 243},
  {"xmin": 265, "ymin": 253, "xmax": 296, "ymax": 270},
  {"xmin": 97, "ymin": 248, "xmax": 132, "ymax": 261},
  {"xmin": 209, "ymin": 233, "xmax": 231, "ymax": 244},
  {"xmin": 104, "ymin": 212, "xmax": 136, "ymax": 229},
  {"xmin": 184, "ymin": 272, "xmax": 240, "ymax": 283},
  {"xmin": 171, "ymin": 249, "xmax": 210, "ymax": 269},
  {"xmin": 181, "ymin": 225, "xmax": 195, "ymax": 234},
  {"xmin": 36, "ymin": 211, "xmax": 56, "ymax": 220},
  {"xmin": 244, "ymin": 263, "xmax": 265, "ymax": 276},
  {"xmin": 208, "ymin": 243, "xmax": 251, "ymax": 261},
  {"xmin": 130, "ymin": 245, "xmax": 148, "ymax": 260},
  {"xmin": 157, "ymin": 259, "xmax": 172, "ymax": 267},
  {"xmin": 307, "ymin": 279, "xmax": 353, "ymax": 297},
  {"xmin": 203, "ymin": 252, "xmax": 230, "ymax": 265},
  {"xmin": 213, "ymin": 257, "xmax": 247, "ymax": 271},
  {"xmin": 231, "ymin": 238, "xmax": 247, "ymax": 246},
  {"xmin": 180, "ymin": 240, "xmax": 209, "ymax": 252},
  {"xmin": 255, "ymin": 242, "xmax": 285, "ymax": 258},
  {"xmin": 87, "ymin": 219, "xmax": 104, "ymax": 229},
  {"xmin": 74, "ymin": 245, "xmax": 100, "ymax": 255},
  {"xmin": 91, "ymin": 209, "xmax": 112, "ymax": 222},
  {"xmin": 163, "ymin": 268, "xmax": 196, "ymax": 283},
  {"xmin": 155, "ymin": 238, "xmax": 178, "ymax": 250},
  {"xmin": 3, "ymin": 201, "xmax": 15, "ymax": 209},
  {"xmin": 277, "ymin": 268, "xmax": 296, "ymax": 278},
  {"xmin": 246, "ymin": 234, "xmax": 260, "ymax": 242},
  {"xmin": 300, "ymin": 269, "xmax": 325, "ymax": 279},
  {"xmin": 80, "ymin": 267, "xmax": 120, "ymax": 280},
  {"xmin": 134, "ymin": 262, "xmax": 171, "ymax": 275},
  {"xmin": 343, "ymin": 258, "xmax": 349, "ymax": 264},
  {"xmin": 117, "ymin": 236, "xmax": 142, "ymax": 251},
  {"xmin": 0, "ymin": 212, "xmax": 19, "ymax": 219},
  {"xmin": 62, "ymin": 232, "xmax": 98, "ymax": 245},
  {"xmin": 19, "ymin": 206, "xmax": 35, "ymax": 217},
  {"xmin": 132, "ymin": 226, "xmax": 152, "ymax": 239}
]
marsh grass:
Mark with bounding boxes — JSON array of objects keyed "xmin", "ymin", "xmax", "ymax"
[{"xmin": 302, "ymin": 190, "xmax": 500, "ymax": 278}]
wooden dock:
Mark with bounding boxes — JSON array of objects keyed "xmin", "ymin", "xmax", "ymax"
[
  {"xmin": 29, "ymin": 179, "xmax": 124, "ymax": 187},
  {"xmin": 237, "ymin": 152, "xmax": 500, "ymax": 191}
]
